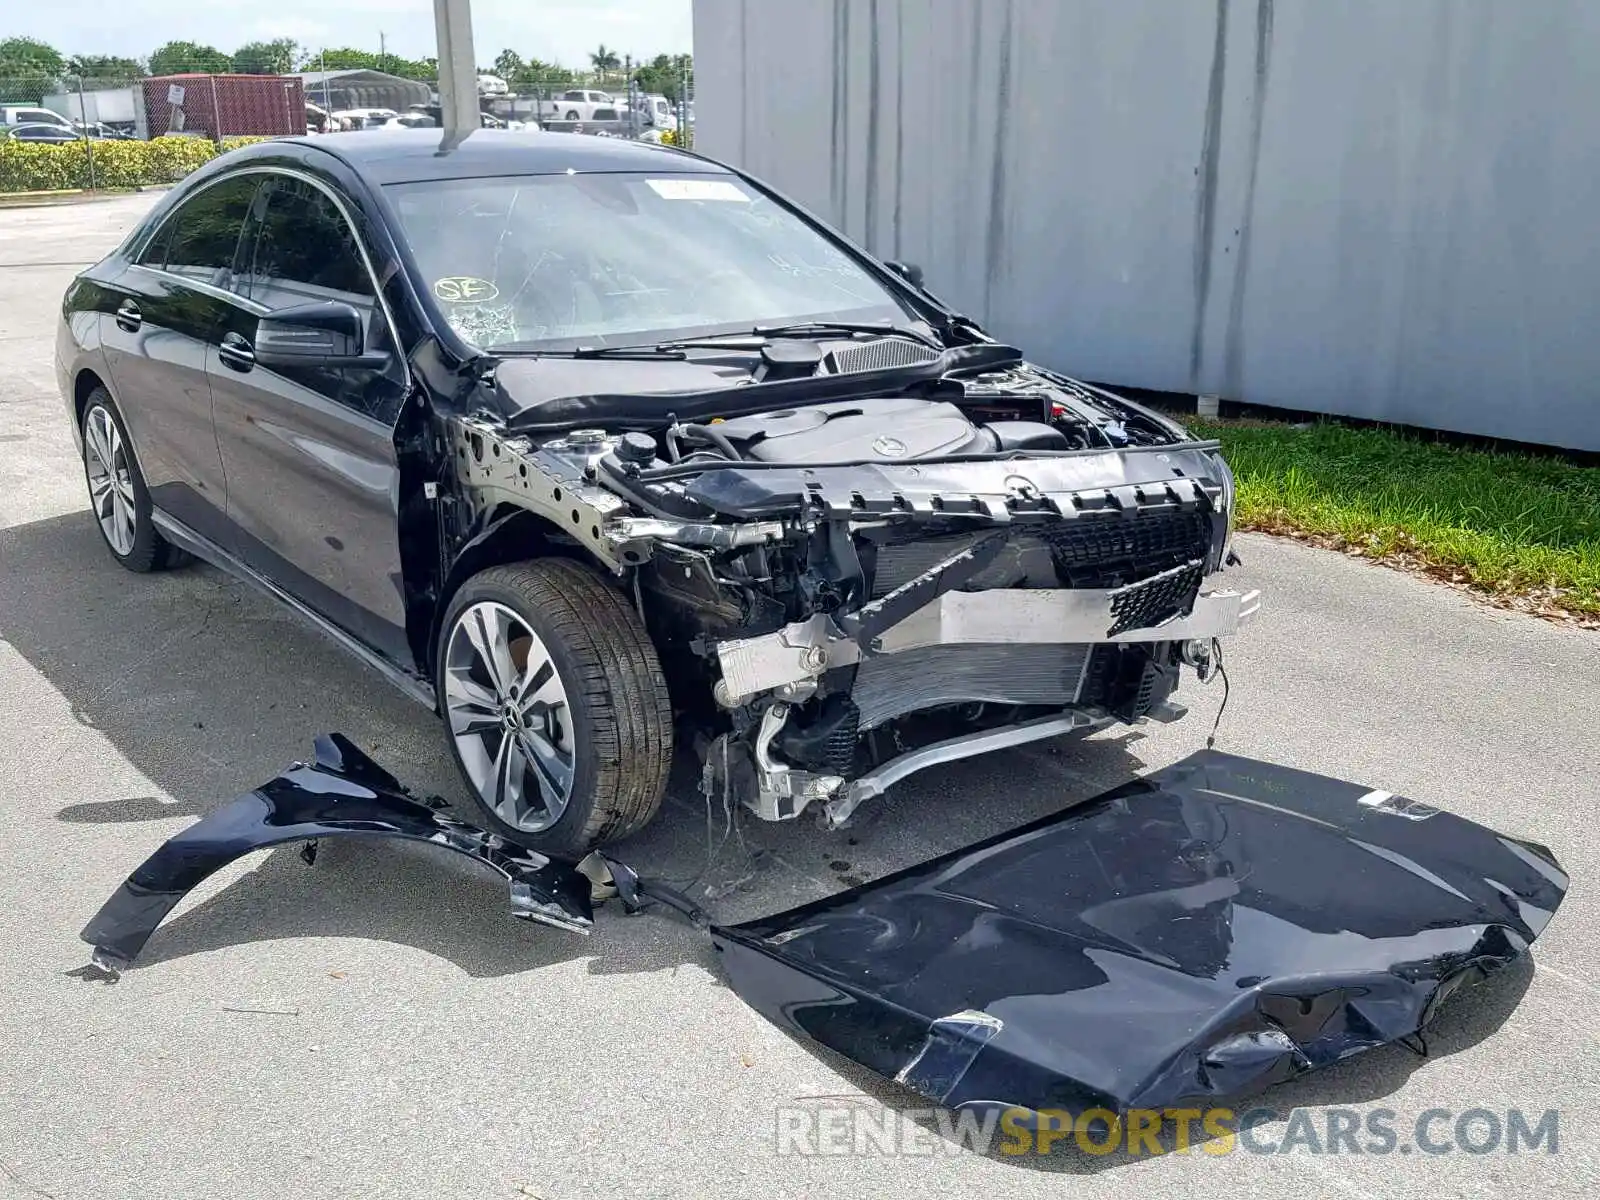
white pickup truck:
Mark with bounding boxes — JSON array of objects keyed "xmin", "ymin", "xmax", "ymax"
[{"xmin": 537, "ymin": 89, "xmax": 621, "ymax": 121}]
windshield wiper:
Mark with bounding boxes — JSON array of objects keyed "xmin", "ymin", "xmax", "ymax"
[
  {"xmin": 660, "ymin": 319, "xmax": 940, "ymax": 348},
  {"xmin": 492, "ymin": 344, "xmax": 689, "ymax": 360},
  {"xmin": 492, "ymin": 320, "xmax": 939, "ymax": 360}
]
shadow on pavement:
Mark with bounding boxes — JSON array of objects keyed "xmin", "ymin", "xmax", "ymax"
[
  {"xmin": 2, "ymin": 509, "xmax": 1543, "ymax": 1170},
  {"xmin": 2, "ymin": 509, "xmax": 1149, "ymax": 976}
]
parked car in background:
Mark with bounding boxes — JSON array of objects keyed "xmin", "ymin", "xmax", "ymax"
[
  {"xmin": 632, "ymin": 93, "xmax": 678, "ymax": 134},
  {"xmin": 331, "ymin": 108, "xmax": 399, "ymax": 131},
  {"xmin": 72, "ymin": 121, "xmax": 134, "ymax": 140},
  {"xmin": 385, "ymin": 105, "xmax": 521, "ymax": 131},
  {"xmin": 3, "ymin": 123, "xmax": 84, "ymax": 143},
  {"xmin": 477, "ymin": 74, "xmax": 510, "ymax": 97},
  {"xmin": 537, "ymin": 89, "xmax": 619, "ymax": 121},
  {"xmin": 0, "ymin": 105, "xmax": 74, "ymax": 130}
]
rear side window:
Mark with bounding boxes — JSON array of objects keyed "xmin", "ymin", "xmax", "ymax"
[
  {"xmin": 139, "ymin": 176, "xmax": 260, "ymax": 285},
  {"xmin": 244, "ymin": 176, "xmax": 373, "ymax": 301}
]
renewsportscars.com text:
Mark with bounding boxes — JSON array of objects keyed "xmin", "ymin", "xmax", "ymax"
[{"xmin": 773, "ymin": 1102, "xmax": 1560, "ymax": 1158}]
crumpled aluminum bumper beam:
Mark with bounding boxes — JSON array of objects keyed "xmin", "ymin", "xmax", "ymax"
[{"xmin": 715, "ymin": 584, "xmax": 1261, "ymax": 705}]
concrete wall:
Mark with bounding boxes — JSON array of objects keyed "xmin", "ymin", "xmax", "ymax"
[{"xmin": 693, "ymin": 0, "xmax": 1600, "ymax": 451}]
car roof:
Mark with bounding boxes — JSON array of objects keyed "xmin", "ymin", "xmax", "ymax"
[{"xmin": 275, "ymin": 128, "xmax": 724, "ymax": 186}]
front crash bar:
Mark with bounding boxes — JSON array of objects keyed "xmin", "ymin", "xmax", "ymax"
[{"xmin": 716, "ymin": 584, "xmax": 1262, "ymax": 705}]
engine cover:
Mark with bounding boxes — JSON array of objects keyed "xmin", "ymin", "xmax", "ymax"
[{"xmin": 714, "ymin": 396, "xmax": 989, "ymax": 463}]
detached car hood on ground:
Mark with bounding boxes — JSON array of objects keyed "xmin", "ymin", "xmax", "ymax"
[
  {"xmin": 714, "ymin": 750, "xmax": 1568, "ymax": 1116},
  {"xmin": 82, "ymin": 739, "xmax": 1566, "ymax": 1119}
]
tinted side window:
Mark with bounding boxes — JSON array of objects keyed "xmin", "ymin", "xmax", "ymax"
[
  {"xmin": 148, "ymin": 176, "xmax": 260, "ymax": 285},
  {"xmin": 246, "ymin": 178, "xmax": 373, "ymax": 301}
]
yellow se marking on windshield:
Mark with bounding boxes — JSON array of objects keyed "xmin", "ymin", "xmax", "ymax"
[{"xmin": 433, "ymin": 276, "xmax": 501, "ymax": 303}]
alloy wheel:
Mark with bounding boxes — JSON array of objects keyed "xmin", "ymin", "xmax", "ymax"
[
  {"xmin": 442, "ymin": 600, "xmax": 576, "ymax": 833},
  {"xmin": 84, "ymin": 405, "xmax": 137, "ymax": 557}
]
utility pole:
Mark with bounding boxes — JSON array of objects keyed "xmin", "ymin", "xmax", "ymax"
[{"xmin": 379, "ymin": 31, "xmax": 387, "ymax": 75}]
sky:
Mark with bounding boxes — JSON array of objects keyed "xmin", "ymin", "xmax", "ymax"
[{"xmin": 7, "ymin": 0, "xmax": 694, "ymax": 70}]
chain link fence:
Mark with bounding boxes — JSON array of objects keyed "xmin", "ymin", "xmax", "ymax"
[{"xmin": 1, "ymin": 55, "xmax": 695, "ymax": 194}]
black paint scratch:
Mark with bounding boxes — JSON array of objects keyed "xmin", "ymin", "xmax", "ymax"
[
  {"xmin": 1190, "ymin": 0, "xmax": 1231, "ymax": 390},
  {"xmin": 1223, "ymin": 0, "xmax": 1275, "ymax": 400}
]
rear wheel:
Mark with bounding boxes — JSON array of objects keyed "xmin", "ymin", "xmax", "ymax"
[
  {"xmin": 436, "ymin": 559, "xmax": 674, "ymax": 854},
  {"xmin": 80, "ymin": 389, "xmax": 190, "ymax": 572}
]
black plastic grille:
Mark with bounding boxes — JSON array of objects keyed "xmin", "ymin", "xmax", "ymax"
[
  {"xmin": 1043, "ymin": 510, "xmax": 1213, "ymax": 587},
  {"xmin": 1107, "ymin": 560, "xmax": 1205, "ymax": 636},
  {"xmin": 824, "ymin": 337, "xmax": 943, "ymax": 375}
]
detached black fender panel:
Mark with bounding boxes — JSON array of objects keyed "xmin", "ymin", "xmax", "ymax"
[
  {"xmin": 79, "ymin": 734, "xmax": 595, "ymax": 978},
  {"xmin": 711, "ymin": 750, "xmax": 1569, "ymax": 1117}
]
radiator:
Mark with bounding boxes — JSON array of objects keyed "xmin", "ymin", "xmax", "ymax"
[{"xmin": 850, "ymin": 642, "xmax": 1093, "ymax": 729}]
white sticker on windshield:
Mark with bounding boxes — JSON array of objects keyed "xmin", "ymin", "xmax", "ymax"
[{"xmin": 646, "ymin": 178, "xmax": 751, "ymax": 202}]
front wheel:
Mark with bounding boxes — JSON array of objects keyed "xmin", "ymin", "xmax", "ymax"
[{"xmin": 436, "ymin": 559, "xmax": 674, "ymax": 855}]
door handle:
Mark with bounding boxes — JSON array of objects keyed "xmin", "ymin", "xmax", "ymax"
[
  {"xmin": 115, "ymin": 299, "xmax": 141, "ymax": 332},
  {"xmin": 218, "ymin": 331, "xmax": 255, "ymax": 372}
]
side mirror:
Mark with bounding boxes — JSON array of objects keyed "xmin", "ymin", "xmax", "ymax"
[
  {"xmin": 255, "ymin": 300, "xmax": 386, "ymax": 368},
  {"xmin": 885, "ymin": 260, "xmax": 925, "ymax": 289}
]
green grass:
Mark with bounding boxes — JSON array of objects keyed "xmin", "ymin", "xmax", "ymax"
[{"xmin": 1189, "ymin": 418, "xmax": 1600, "ymax": 618}]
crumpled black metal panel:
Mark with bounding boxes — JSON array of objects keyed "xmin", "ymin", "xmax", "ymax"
[
  {"xmin": 79, "ymin": 734, "xmax": 594, "ymax": 978},
  {"xmin": 711, "ymin": 750, "xmax": 1568, "ymax": 1117}
]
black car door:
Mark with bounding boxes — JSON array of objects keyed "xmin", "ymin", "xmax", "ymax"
[
  {"xmin": 206, "ymin": 171, "xmax": 413, "ymax": 664},
  {"xmin": 98, "ymin": 174, "xmax": 261, "ymax": 545}
]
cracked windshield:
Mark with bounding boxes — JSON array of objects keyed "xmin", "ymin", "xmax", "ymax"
[{"xmin": 386, "ymin": 171, "xmax": 908, "ymax": 350}]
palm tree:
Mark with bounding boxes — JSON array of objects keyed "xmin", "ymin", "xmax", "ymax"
[{"xmin": 589, "ymin": 44, "xmax": 621, "ymax": 71}]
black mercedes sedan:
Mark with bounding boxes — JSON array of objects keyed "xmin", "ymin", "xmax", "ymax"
[{"xmin": 57, "ymin": 129, "xmax": 1255, "ymax": 853}]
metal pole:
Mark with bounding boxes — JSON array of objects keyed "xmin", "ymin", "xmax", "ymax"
[
  {"xmin": 209, "ymin": 75, "xmax": 224, "ymax": 144},
  {"xmin": 434, "ymin": 0, "xmax": 479, "ymax": 140},
  {"xmin": 77, "ymin": 77, "xmax": 97, "ymax": 192}
]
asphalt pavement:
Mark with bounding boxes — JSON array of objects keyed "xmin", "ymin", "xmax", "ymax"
[{"xmin": 1, "ymin": 194, "xmax": 1596, "ymax": 1199}]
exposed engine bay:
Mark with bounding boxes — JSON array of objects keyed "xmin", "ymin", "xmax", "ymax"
[{"xmin": 438, "ymin": 335, "xmax": 1257, "ymax": 826}]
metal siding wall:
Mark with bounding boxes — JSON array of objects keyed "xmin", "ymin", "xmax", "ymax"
[{"xmin": 693, "ymin": 0, "xmax": 1600, "ymax": 451}]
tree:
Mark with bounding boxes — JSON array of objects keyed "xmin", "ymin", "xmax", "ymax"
[
  {"xmin": 303, "ymin": 47, "xmax": 435, "ymax": 81},
  {"xmin": 633, "ymin": 52, "xmax": 692, "ymax": 102},
  {"xmin": 492, "ymin": 49, "xmax": 523, "ymax": 80},
  {"xmin": 589, "ymin": 44, "xmax": 621, "ymax": 71},
  {"xmin": 0, "ymin": 36, "xmax": 65, "ymax": 102},
  {"xmin": 66, "ymin": 55, "xmax": 147, "ymax": 81},
  {"xmin": 0, "ymin": 36, "xmax": 64, "ymax": 76},
  {"xmin": 148, "ymin": 40, "xmax": 231, "ymax": 76},
  {"xmin": 232, "ymin": 39, "xmax": 297, "ymax": 76},
  {"xmin": 513, "ymin": 57, "xmax": 572, "ymax": 91}
]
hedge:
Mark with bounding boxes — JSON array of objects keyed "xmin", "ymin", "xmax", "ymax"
[{"xmin": 0, "ymin": 135, "xmax": 272, "ymax": 194}]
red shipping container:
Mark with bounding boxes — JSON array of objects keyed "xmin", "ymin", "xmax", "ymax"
[{"xmin": 142, "ymin": 74, "xmax": 306, "ymax": 139}]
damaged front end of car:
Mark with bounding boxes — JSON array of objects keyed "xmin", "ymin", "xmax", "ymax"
[{"xmin": 442, "ymin": 337, "xmax": 1257, "ymax": 826}]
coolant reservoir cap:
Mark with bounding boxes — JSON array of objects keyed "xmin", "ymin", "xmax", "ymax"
[{"xmin": 617, "ymin": 432, "xmax": 657, "ymax": 463}]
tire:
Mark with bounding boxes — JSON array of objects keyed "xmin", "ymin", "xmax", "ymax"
[
  {"xmin": 80, "ymin": 388, "xmax": 191, "ymax": 573},
  {"xmin": 436, "ymin": 558, "xmax": 674, "ymax": 855},
  {"xmin": 565, "ymin": 110, "xmax": 580, "ymax": 120}
]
